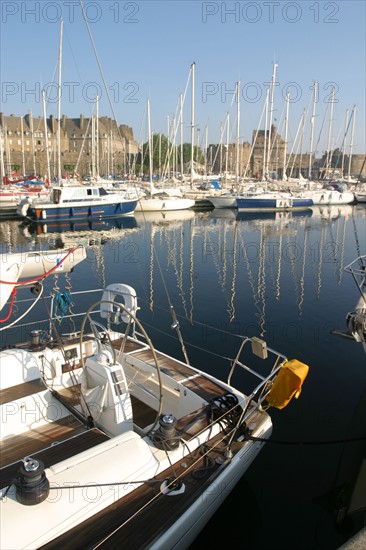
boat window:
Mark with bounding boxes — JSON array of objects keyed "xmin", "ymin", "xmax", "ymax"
[
  {"xmin": 99, "ymin": 187, "xmax": 108, "ymax": 196},
  {"xmin": 53, "ymin": 189, "xmax": 61, "ymax": 204}
]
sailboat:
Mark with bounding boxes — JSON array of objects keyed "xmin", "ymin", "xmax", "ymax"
[
  {"xmin": 135, "ymin": 100, "xmax": 195, "ymax": 212},
  {"xmin": 0, "ymin": 236, "xmax": 309, "ymax": 549}
]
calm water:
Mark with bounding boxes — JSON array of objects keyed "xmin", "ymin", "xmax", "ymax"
[{"xmin": 1, "ymin": 204, "xmax": 366, "ymax": 549}]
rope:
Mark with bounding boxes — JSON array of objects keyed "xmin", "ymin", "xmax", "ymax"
[
  {"xmin": 54, "ymin": 290, "xmax": 73, "ymax": 319},
  {"xmin": 0, "ymin": 284, "xmax": 44, "ymax": 331},
  {"xmin": 0, "ymin": 288, "xmax": 17, "ymax": 323}
]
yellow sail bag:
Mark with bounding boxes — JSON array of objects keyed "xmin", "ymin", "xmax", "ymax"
[{"xmin": 265, "ymin": 359, "xmax": 309, "ymax": 409}]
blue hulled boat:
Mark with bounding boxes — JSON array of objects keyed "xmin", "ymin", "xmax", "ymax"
[
  {"xmin": 236, "ymin": 192, "xmax": 313, "ymax": 212},
  {"xmin": 17, "ymin": 185, "xmax": 137, "ymax": 222}
]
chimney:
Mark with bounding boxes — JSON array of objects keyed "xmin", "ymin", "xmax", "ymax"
[
  {"xmin": 0, "ymin": 112, "xmax": 4, "ymax": 129},
  {"xmin": 80, "ymin": 114, "xmax": 84, "ymax": 131}
]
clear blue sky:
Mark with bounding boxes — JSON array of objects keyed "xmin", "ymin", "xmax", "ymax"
[{"xmin": 1, "ymin": 0, "xmax": 365, "ymax": 157}]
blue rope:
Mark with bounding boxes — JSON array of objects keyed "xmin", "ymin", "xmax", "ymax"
[{"xmin": 54, "ymin": 291, "xmax": 73, "ymax": 319}]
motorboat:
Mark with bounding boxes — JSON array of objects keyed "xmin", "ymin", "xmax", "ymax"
[{"xmin": 16, "ymin": 185, "xmax": 137, "ymax": 222}]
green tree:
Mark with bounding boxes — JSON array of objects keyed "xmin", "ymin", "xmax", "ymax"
[{"xmin": 142, "ymin": 134, "xmax": 204, "ymax": 175}]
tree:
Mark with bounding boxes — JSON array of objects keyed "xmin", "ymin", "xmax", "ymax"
[{"xmin": 141, "ymin": 134, "xmax": 204, "ymax": 175}]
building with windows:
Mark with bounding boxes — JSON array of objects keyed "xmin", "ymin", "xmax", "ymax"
[{"xmin": 0, "ymin": 112, "xmax": 138, "ymax": 179}]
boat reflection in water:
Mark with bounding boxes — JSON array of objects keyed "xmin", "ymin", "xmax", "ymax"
[
  {"xmin": 236, "ymin": 209, "xmax": 313, "ymax": 222},
  {"xmin": 21, "ymin": 215, "xmax": 138, "ymax": 236}
]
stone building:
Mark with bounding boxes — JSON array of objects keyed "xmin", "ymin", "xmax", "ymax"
[
  {"xmin": 207, "ymin": 141, "xmax": 251, "ymax": 176},
  {"xmin": 0, "ymin": 112, "xmax": 139, "ymax": 179},
  {"xmin": 250, "ymin": 125, "xmax": 286, "ymax": 179}
]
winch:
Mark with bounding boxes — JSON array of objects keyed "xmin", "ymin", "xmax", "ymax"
[{"xmin": 15, "ymin": 457, "xmax": 50, "ymax": 506}]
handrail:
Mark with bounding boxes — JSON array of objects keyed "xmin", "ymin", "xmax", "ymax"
[{"xmin": 227, "ymin": 336, "xmax": 287, "ymax": 387}]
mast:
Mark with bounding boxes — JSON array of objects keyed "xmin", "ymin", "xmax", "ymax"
[
  {"xmin": 190, "ymin": 62, "xmax": 195, "ymax": 187},
  {"xmin": 348, "ymin": 105, "xmax": 356, "ymax": 181},
  {"xmin": 180, "ymin": 93, "xmax": 184, "ymax": 180},
  {"xmin": 91, "ymin": 115, "xmax": 95, "ymax": 179},
  {"xmin": 219, "ymin": 122, "xmax": 223, "ymax": 175},
  {"xmin": 225, "ymin": 112, "xmax": 229, "ymax": 183},
  {"xmin": 266, "ymin": 63, "xmax": 278, "ymax": 176},
  {"xmin": 29, "ymin": 111, "xmax": 36, "ymax": 176},
  {"xmin": 0, "ymin": 126, "xmax": 5, "ymax": 180},
  {"xmin": 42, "ymin": 90, "xmax": 51, "ymax": 183},
  {"xmin": 172, "ymin": 116, "xmax": 176, "ymax": 179},
  {"xmin": 5, "ymin": 126, "xmax": 11, "ymax": 177},
  {"xmin": 166, "ymin": 115, "xmax": 170, "ymax": 181},
  {"xmin": 263, "ymin": 88, "xmax": 269, "ymax": 179},
  {"xmin": 283, "ymin": 91, "xmax": 290, "ymax": 180},
  {"xmin": 147, "ymin": 98, "xmax": 153, "ymax": 192},
  {"xmin": 325, "ymin": 86, "xmax": 335, "ymax": 176},
  {"xmin": 57, "ymin": 19, "xmax": 63, "ymax": 183},
  {"xmin": 299, "ymin": 108, "xmax": 306, "ymax": 177},
  {"xmin": 158, "ymin": 133, "xmax": 161, "ymax": 180},
  {"xmin": 111, "ymin": 127, "xmax": 114, "ymax": 177},
  {"xmin": 341, "ymin": 109, "xmax": 349, "ymax": 178},
  {"xmin": 235, "ymin": 80, "xmax": 240, "ymax": 184},
  {"xmin": 96, "ymin": 95, "xmax": 99, "ymax": 179},
  {"xmin": 308, "ymin": 81, "xmax": 317, "ymax": 180},
  {"xmin": 20, "ymin": 116, "xmax": 25, "ymax": 176},
  {"xmin": 204, "ymin": 124, "xmax": 208, "ymax": 178}
]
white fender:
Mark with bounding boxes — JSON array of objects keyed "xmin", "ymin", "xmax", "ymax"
[{"xmin": 100, "ymin": 283, "xmax": 138, "ymax": 323}]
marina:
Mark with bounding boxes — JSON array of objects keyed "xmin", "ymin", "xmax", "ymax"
[
  {"xmin": 0, "ymin": 203, "xmax": 365, "ymax": 548},
  {"xmin": 0, "ymin": 0, "xmax": 365, "ymax": 547}
]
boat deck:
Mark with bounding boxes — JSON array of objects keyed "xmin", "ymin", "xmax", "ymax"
[
  {"xmin": 0, "ymin": 334, "xmax": 268, "ymax": 550},
  {"xmin": 112, "ymin": 336, "xmax": 229, "ymax": 402}
]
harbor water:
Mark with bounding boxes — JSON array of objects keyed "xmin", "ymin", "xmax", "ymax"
[{"xmin": 0, "ymin": 203, "xmax": 365, "ymax": 550}]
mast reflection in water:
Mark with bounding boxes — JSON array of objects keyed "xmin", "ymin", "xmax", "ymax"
[{"xmin": 1, "ymin": 204, "xmax": 365, "ymax": 550}]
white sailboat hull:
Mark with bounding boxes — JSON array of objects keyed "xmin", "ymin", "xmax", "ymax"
[{"xmin": 135, "ymin": 197, "xmax": 195, "ymax": 211}]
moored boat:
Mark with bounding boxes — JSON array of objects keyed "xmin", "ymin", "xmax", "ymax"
[
  {"xmin": 16, "ymin": 185, "xmax": 137, "ymax": 222},
  {"xmin": 303, "ymin": 187, "xmax": 355, "ymax": 205},
  {"xmin": 236, "ymin": 192, "xmax": 313, "ymax": 212},
  {"xmin": 0, "ymin": 250, "xmax": 309, "ymax": 549}
]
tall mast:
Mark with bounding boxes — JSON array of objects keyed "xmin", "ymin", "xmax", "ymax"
[
  {"xmin": 309, "ymin": 81, "xmax": 317, "ymax": 180},
  {"xmin": 57, "ymin": 19, "xmax": 63, "ymax": 183},
  {"xmin": 96, "ymin": 95, "xmax": 99, "ymax": 178},
  {"xmin": 91, "ymin": 115, "xmax": 95, "ymax": 179},
  {"xmin": 219, "ymin": 122, "xmax": 223, "ymax": 175},
  {"xmin": 29, "ymin": 111, "xmax": 36, "ymax": 176},
  {"xmin": 20, "ymin": 116, "xmax": 25, "ymax": 176},
  {"xmin": 180, "ymin": 93, "xmax": 184, "ymax": 180},
  {"xmin": 225, "ymin": 112, "xmax": 230, "ymax": 183},
  {"xmin": 0, "ymin": 126, "xmax": 5, "ymax": 180},
  {"xmin": 204, "ymin": 124, "xmax": 208, "ymax": 178},
  {"xmin": 190, "ymin": 62, "xmax": 195, "ymax": 187},
  {"xmin": 158, "ymin": 133, "xmax": 161, "ymax": 179},
  {"xmin": 147, "ymin": 98, "xmax": 153, "ymax": 191},
  {"xmin": 266, "ymin": 63, "xmax": 278, "ymax": 175},
  {"xmin": 110, "ymin": 127, "xmax": 114, "ymax": 177},
  {"xmin": 325, "ymin": 86, "xmax": 335, "ymax": 176},
  {"xmin": 348, "ymin": 105, "xmax": 356, "ymax": 181},
  {"xmin": 235, "ymin": 80, "xmax": 240, "ymax": 183},
  {"xmin": 42, "ymin": 90, "xmax": 50, "ymax": 183},
  {"xmin": 341, "ymin": 109, "xmax": 349, "ymax": 178},
  {"xmin": 166, "ymin": 115, "xmax": 170, "ymax": 180},
  {"xmin": 299, "ymin": 108, "xmax": 306, "ymax": 177},
  {"xmin": 283, "ymin": 91, "xmax": 290, "ymax": 180},
  {"xmin": 263, "ymin": 88, "xmax": 269, "ymax": 179}
]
